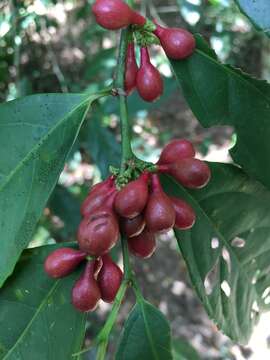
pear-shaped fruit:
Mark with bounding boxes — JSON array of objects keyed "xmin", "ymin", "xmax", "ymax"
[
  {"xmin": 44, "ymin": 248, "xmax": 86, "ymax": 278},
  {"xmin": 158, "ymin": 139, "xmax": 195, "ymax": 165},
  {"xmin": 125, "ymin": 42, "xmax": 138, "ymax": 95},
  {"xmin": 170, "ymin": 197, "xmax": 196, "ymax": 230},
  {"xmin": 128, "ymin": 229, "xmax": 156, "ymax": 259},
  {"xmin": 154, "ymin": 21, "xmax": 195, "ymax": 60},
  {"xmin": 77, "ymin": 210, "xmax": 119, "ymax": 256},
  {"xmin": 72, "ymin": 260, "xmax": 101, "ymax": 312},
  {"xmin": 145, "ymin": 174, "xmax": 175, "ymax": 233},
  {"xmin": 114, "ymin": 172, "xmax": 149, "ymax": 219},
  {"xmin": 136, "ymin": 47, "xmax": 163, "ymax": 102},
  {"xmin": 97, "ymin": 254, "xmax": 123, "ymax": 303},
  {"xmin": 92, "ymin": 0, "xmax": 146, "ymax": 30}
]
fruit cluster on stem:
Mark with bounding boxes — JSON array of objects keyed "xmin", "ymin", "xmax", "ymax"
[{"xmin": 44, "ymin": 139, "xmax": 210, "ymax": 312}]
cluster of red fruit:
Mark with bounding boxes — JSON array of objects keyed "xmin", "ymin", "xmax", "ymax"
[
  {"xmin": 44, "ymin": 139, "xmax": 210, "ymax": 312},
  {"xmin": 92, "ymin": 0, "xmax": 196, "ymax": 102}
]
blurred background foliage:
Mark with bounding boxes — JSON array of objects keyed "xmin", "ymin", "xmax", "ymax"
[{"xmin": 1, "ymin": 1, "xmax": 270, "ymax": 359}]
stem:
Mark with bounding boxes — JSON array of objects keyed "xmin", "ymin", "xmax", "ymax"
[{"xmin": 114, "ymin": 29, "xmax": 134, "ymax": 172}]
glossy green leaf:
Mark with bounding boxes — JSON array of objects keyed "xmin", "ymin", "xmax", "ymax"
[
  {"xmin": 116, "ymin": 300, "xmax": 173, "ymax": 360},
  {"xmin": 171, "ymin": 36, "xmax": 270, "ymax": 190},
  {"xmin": 0, "ymin": 243, "xmax": 86, "ymax": 359},
  {"xmin": 235, "ymin": 0, "xmax": 270, "ymax": 36},
  {"xmin": 162, "ymin": 163, "xmax": 270, "ymax": 343},
  {"xmin": 172, "ymin": 339, "xmax": 201, "ymax": 360},
  {"xmin": 0, "ymin": 92, "xmax": 102, "ymax": 287}
]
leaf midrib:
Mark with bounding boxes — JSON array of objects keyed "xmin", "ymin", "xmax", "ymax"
[{"xmin": 0, "ymin": 95, "xmax": 93, "ymax": 195}]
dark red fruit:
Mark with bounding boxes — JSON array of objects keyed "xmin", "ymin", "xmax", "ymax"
[
  {"xmin": 128, "ymin": 229, "xmax": 156, "ymax": 259},
  {"xmin": 160, "ymin": 158, "xmax": 211, "ymax": 189},
  {"xmin": 170, "ymin": 197, "xmax": 196, "ymax": 230},
  {"xmin": 158, "ymin": 139, "xmax": 195, "ymax": 165},
  {"xmin": 136, "ymin": 47, "xmax": 163, "ymax": 102},
  {"xmin": 81, "ymin": 177, "xmax": 116, "ymax": 217},
  {"xmin": 153, "ymin": 21, "xmax": 195, "ymax": 60},
  {"xmin": 72, "ymin": 261, "xmax": 101, "ymax": 312},
  {"xmin": 125, "ymin": 42, "xmax": 138, "ymax": 95},
  {"xmin": 92, "ymin": 0, "xmax": 146, "ymax": 30},
  {"xmin": 44, "ymin": 248, "xmax": 86, "ymax": 279},
  {"xmin": 97, "ymin": 254, "xmax": 123, "ymax": 303},
  {"xmin": 120, "ymin": 214, "xmax": 145, "ymax": 238},
  {"xmin": 145, "ymin": 174, "xmax": 175, "ymax": 233},
  {"xmin": 114, "ymin": 172, "xmax": 149, "ymax": 219},
  {"xmin": 77, "ymin": 210, "xmax": 119, "ymax": 256}
]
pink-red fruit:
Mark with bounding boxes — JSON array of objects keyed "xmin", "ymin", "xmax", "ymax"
[
  {"xmin": 160, "ymin": 158, "xmax": 211, "ymax": 189},
  {"xmin": 97, "ymin": 255, "xmax": 123, "ymax": 303},
  {"xmin": 77, "ymin": 210, "xmax": 119, "ymax": 256},
  {"xmin": 145, "ymin": 174, "xmax": 175, "ymax": 233},
  {"xmin": 72, "ymin": 261, "xmax": 101, "ymax": 312},
  {"xmin": 154, "ymin": 21, "xmax": 195, "ymax": 60},
  {"xmin": 92, "ymin": 0, "xmax": 146, "ymax": 30},
  {"xmin": 44, "ymin": 248, "xmax": 86, "ymax": 278},
  {"xmin": 170, "ymin": 197, "xmax": 196, "ymax": 230},
  {"xmin": 158, "ymin": 139, "xmax": 195, "ymax": 165},
  {"xmin": 114, "ymin": 172, "xmax": 149, "ymax": 219},
  {"xmin": 120, "ymin": 214, "xmax": 145, "ymax": 238},
  {"xmin": 136, "ymin": 47, "xmax": 163, "ymax": 102},
  {"xmin": 125, "ymin": 43, "xmax": 138, "ymax": 95},
  {"xmin": 81, "ymin": 177, "xmax": 115, "ymax": 217},
  {"xmin": 128, "ymin": 229, "xmax": 156, "ymax": 259}
]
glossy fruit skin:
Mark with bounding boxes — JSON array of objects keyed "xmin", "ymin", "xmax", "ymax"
[
  {"xmin": 128, "ymin": 229, "xmax": 156, "ymax": 259},
  {"xmin": 114, "ymin": 172, "xmax": 149, "ymax": 219},
  {"xmin": 120, "ymin": 214, "xmax": 145, "ymax": 238},
  {"xmin": 161, "ymin": 158, "xmax": 211, "ymax": 189},
  {"xmin": 72, "ymin": 261, "xmax": 101, "ymax": 312},
  {"xmin": 154, "ymin": 22, "xmax": 195, "ymax": 60},
  {"xmin": 170, "ymin": 197, "xmax": 196, "ymax": 230},
  {"xmin": 145, "ymin": 174, "xmax": 175, "ymax": 233},
  {"xmin": 81, "ymin": 177, "xmax": 115, "ymax": 217},
  {"xmin": 136, "ymin": 47, "xmax": 163, "ymax": 102},
  {"xmin": 44, "ymin": 248, "xmax": 86, "ymax": 278},
  {"xmin": 158, "ymin": 139, "xmax": 195, "ymax": 165},
  {"xmin": 125, "ymin": 43, "xmax": 138, "ymax": 95},
  {"xmin": 77, "ymin": 210, "xmax": 119, "ymax": 256},
  {"xmin": 97, "ymin": 254, "xmax": 123, "ymax": 303},
  {"xmin": 92, "ymin": 0, "xmax": 146, "ymax": 30}
]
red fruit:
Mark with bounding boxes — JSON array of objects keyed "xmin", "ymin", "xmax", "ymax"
[
  {"xmin": 92, "ymin": 0, "xmax": 146, "ymax": 30},
  {"xmin": 72, "ymin": 261, "xmax": 101, "ymax": 312},
  {"xmin": 97, "ymin": 254, "xmax": 123, "ymax": 303},
  {"xmin": 125, "ymin": 43, "xmax": 138, "ymax": 95},
  {"xmin": 128, "ymin": 229, "xmax": 156, "ymax": 259},
  {"xmin": 136, "ymin": 47, "xmax": 163, "ymax": 102},
  {"xmin": 77, "ymin": 210, "xmax": 119, "ymax": 256},
  {"xmin": 170, "ymin": 197, "xmax": 196, "ymax": 230},
  {"xmin": 145, "ymin": 174, "xmax": 175, "ymax": 233},
  {"xmin": 120, "ymin": 214, "xmax": 145, "ymax": 238},
  {"xmin": 153, "ymin": 21, "xmax": 195, "ymax": 60},
  {"xmin": 44, "ymin": 248, "xmax": 86, "ymax": 279},
  {"xmin": 114, "ymin": 172, "xmax": 149, "ymax": 219},
  {"xmin": 158, "ymin": 139, "xmax": 195, "ymax": 165},
  {"xmin": 81, "ymin": 177, "xmax": 116, "ymax": 217},
  {"xmin": 160, "ymin": 158, "xmax": 211, "ymax": 189}
]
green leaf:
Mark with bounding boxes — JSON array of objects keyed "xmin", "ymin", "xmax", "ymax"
[
  {"xmin": 172, "ymin": 339, "xmax": 201, "ymax": 360},
  {"xmin": 171, "ymin": 36, "xmax": 270, "ymax": 190},
  {"xmin": 161, "ymin": 163, "xmax": 270, "ymax": 343},
  {"xmin": 116, "ymin": 300, "xmax": 173, "ymax": 360},
  {"xmin": 0, "ymin": 92, "xmax": 102, "ymax": 287},
  {"xmin": 235, "ymin": 0, "xmax": 270, "ymax": 36},
  {"xmin": 0, "ymin": 243, "xmax": 86, "ymax": 359}
]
